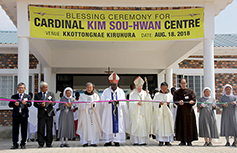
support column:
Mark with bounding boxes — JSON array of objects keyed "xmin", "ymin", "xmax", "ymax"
[
  {"xmin": 44, "ymin": 67, "xmax": 52, "ymax": 91},
  {"xmin": 51, "ymin": 73, "xmax": 56, "ymax": 94},
  {"xmin": 158, "ymin": 72, "xmax": 165, "ymax": 89},
  {"xmin": 166, "ymin": 68, "xmax": 173, "ymax": 89},
  {"xmin": 203, "ymin": 2, "xmax": 215, "ymax": 98},
  {"xmin": 18, "ymin": 37, "xmax": 29, "ymax": 93},
  {"xmin": 203, "ymin": 38, "xmax": 215, "ymax": 98}
]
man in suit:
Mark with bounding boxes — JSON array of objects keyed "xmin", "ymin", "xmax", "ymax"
[
  {"xmin": 9, "ymin": 82, "xmax": 32, "ymax": 149},
  {"xmin": 34, "ymin": 81, "xmax": 55, "ymax": 148}
]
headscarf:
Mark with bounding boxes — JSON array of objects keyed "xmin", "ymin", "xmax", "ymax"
[
  {"xmin": 223, "ymin": 84, "xmax": 233, "ymax": 96},
  {"xmin": 63, "ymin": 87, "xmax": 73, "ymax": 99},
  {"xmin": 202, "ymin": 87, "xmax": 211, "ymax": 98}
]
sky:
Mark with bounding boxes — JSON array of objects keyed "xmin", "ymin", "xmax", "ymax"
[{"xmin": 0, "ymin": 1, "xmax": 237, "ymax": 34}]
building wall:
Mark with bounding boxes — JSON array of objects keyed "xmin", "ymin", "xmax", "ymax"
[
  {"xmin": 0, "ymin": 54, "xmax": 39, "ymax": 126},
  {"xmin": 177, "ymin": 55, "xmax": 237, "ymax": 101},
  {"xmin": 0, "ymin": 54, "xmax": 38, "ymax": 69},
  {"xmin": 179, "ymin": 55, "xmax": 237, "ymax": 69},
  {"xmin": 0, "ymin": 54, "xmax": 237, "ymax": 126},
  {"xmin": 0, "ymin": 110, "xmax": 12, "ymax": 126}
]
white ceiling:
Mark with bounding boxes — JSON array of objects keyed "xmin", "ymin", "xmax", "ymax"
[{"xmin": 46, "ymin": 39, "xmax": 174, "ymax": 53}]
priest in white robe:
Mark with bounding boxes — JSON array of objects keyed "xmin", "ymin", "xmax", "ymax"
[
  {"xmin": 153, "ymin": 82, "xmax": 174, "ymax": 146},
  {"xmin": 101, "ymin": 72, "xmax": 130, "ymax": 146},
  {"xmin": 129, "ymin": 76, "xmax": 152, "ymax": 145},
  {"xmin": 77, "ymin": 82, "xmax": 102, "ymax": 147}
]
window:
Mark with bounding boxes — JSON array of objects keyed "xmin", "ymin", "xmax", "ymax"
[
  {"xmin": 0, "ymin": 75, "xmax": 33, "ymax": 108},
  {"xmin": 176, "ymin": 74, "xmax": 204, "ymax": 99}
]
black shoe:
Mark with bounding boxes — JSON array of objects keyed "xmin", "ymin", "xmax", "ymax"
[
  {"xmin": 60, "ymin": 144, "xmax": 64, "ymax": 147},
  {"xmin": 21, "ymin": 145, "xmax": 26, "ymax": 149},
  {"xmin": 91, "ymin": 144, "xmax": 97, "ymax": 147},
  {"xmin": 114, "ymin": 142, "xmax": 120, "ymax": 146},
  {"xmin": 152, "ymin": 135, "xmax": 156, "ymax": 139},
  {"xmin": 203, "ymin": 142, "xmax": 208, "ymax": 146},
  {"xmin": 187, "ymin": 142, "xmax": 192, "ymax": 146},
  {"xmin": 104, "ymin": 142, "xmax": 112, "ymax": 146},
  {"xmin": 232, "ymin": 142, "xmax": 236, "ymax": 147},
  {"xmin": 179, "ymin": 142, "xmax": 186, "ymax": 146},
  {"xmin": 159, "ymin": 142, "xmax": 163, "ymax": 146},
  {"xmin": 72, "ymin": 138, "xmax": 76, "ymax": 141},
  {"xmin": 133, "ymin": 143, "xmax": 138, "ymax": 146},
  {"xmin": 139, "ymin": 143, "xmax": 147, "ymax": 146},
  {"xmin": 225, "ymin": 142, "xmax": 230, "ymax": 146},
  {"xmin": 38, "ymin": 145, "xmax": 43, "ymax": 148},
  {"xmin": 83, "ymin": 143, "xmax": 88, "ymax": 147},
  {"xmin": 208, "ymin": 142, "xmax": 213, "ymax": 146},
  {"xmin": 30, "ymin": 138, "xmax": 35, "ymax": 142},
  {"xmin": 46, "ymin": 145, "xmax": 52, "ymax": 148},
  {"xmin": 165, "ymin": 142, "xmax": 172, "ymax": 146},
  {"xmin": 11, "ymin": 145, "xmax": 18, "ymax": 149},
  {"xmin": 64, "ymin": 144, "xmax": 70, "ymax": 147},
  {"xmin": 55, "ymin": 138, "xmax": 60, "ymax": 141}
]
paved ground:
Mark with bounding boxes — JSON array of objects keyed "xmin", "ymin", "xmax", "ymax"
[{"xmin": 0, "ymin": 137, "xmax": 236, "ymax": 153}]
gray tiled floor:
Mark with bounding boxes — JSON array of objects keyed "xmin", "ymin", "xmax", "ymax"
[{"xmin": 0, "ymin": 137, "xmax": 236, "ymax": 153}]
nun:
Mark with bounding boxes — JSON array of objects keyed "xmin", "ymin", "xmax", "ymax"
[
  {"xmin": 58, "ymin": 87, "xmax": 75, "ymax": 147},
  {"xmin": 198, "ymin": 87, "xmax": 219, "ymax": 146},
  {"xmin": 219, "ymin": 84, "xmax": 237, "ymax": 146}
]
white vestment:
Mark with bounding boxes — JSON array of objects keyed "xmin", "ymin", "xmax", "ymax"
[
  {"xmin": 101, "ymin": 87, "xmax": 130, "ymax": 143},
  {"xmin": 77, "ymin": 93, "xmax": 102, "ymax": 144},
  {"xmin": 53, "ymin": 101, "xmax": 61, "ymax": 130},
  {"xmin": 129, "ymin": 90, "xmax": 152, "ymax": 144},
  {"xmin": 27, "ymin": 104, "xmax": 38, "ymax": 139},
  {"xmin": 153, "ymin": 92, "xmax": 174, "ymax": 142}
]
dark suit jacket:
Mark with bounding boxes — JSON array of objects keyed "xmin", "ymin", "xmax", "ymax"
[
  {"xmin": 9, "ymin": 93, "xmax": 32, "ymax": 118},
  {"xmin": 34, "ymin": 91, "xmax": 55, "ymax": 118}
]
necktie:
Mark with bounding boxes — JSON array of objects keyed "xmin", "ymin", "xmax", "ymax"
[
  {"xmin": 43, "ymin": 92, "xmax": 46, "ymax": 100},
  {"xmin": 19, "ymin": 94, "xmax": 22, "ymax": 113}
]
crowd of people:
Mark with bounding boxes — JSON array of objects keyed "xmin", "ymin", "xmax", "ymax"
[{"xmin": 8, "ymin": 72, "xmax": 237, "ymax": 149}]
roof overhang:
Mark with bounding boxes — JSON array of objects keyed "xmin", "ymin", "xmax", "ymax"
[{"xmin": 0, "ymin": 0, "xmax": 233, "ymax": 28}]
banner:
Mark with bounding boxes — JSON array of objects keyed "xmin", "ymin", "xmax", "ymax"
[{"xmin": 29, "ymin": 6, "xmax": 204, "ymax": 41}]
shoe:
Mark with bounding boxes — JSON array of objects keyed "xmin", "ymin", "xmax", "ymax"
[
  {"xmin": 60, "ymin": 144, "xmax": 64, "ymax": 147},
  {"xmin": 30, "ymin": 138, "xmax": 35, "ymax": 142},
  {"xmin": 232, "ymin": 142, "xmax": 236, "ymax": 147},
  {"xmin": 55, "ymin": 138, "xmax": 60, "ymax": 141},
  {"xmin": 139, "ymin": 143, "xmax": 147, "ymax": 146},
  {"xmin": 133, "ymin": 143, "xmax": 138, "ymax": 146},
  {"xmin": 225, "ymin": 142, "xmax": 230, "ymax": 146},
  {"xmin": 11, "ymin": 145, "xmax": 18, "ymax": 149},
  {"xmin": 83, "ymin": 143, "xmax": 88, "ymax": 147},
  {"xmin": 46, "ymin": 145, "xmax": 52, "ymax": 148},
  {"xmin": 91, "ymin": 144, "xmax": 97, "ymax": 147},
  {"xmin": 179, "ymin": 142, "xmax": 186, "ymax": 146},
  {"xmin": 72, "ymin": 138, "xmax": 76, "ymax": 141},
  {"xmin": 152, "ymin": 135, "xmax": 156, "ymax": 139},
  {"xmin": 187, "ymin": 142, "xmax": 192, "ymax": 146},
  {"xmin": 165, "ymin": 142, "xmax": 172, "ymax": 146},
  {"xmin": 104, "ymin": 142, "xmax": 112, "ymax": 146},
  {"xmin": 208, "ymin": 142, "xmax": 213, "ymax": 146},
  {"xmin": 38, "ymin": 145, "xmax": 43, "ymax": 148},
  {"xmin": 114, "ymin": 142, "xmax": 120, "ymax": 146},
  {"xmin": 64, "ymin": 144, "xmax": 70, "ymax": 147},
  {"xmin": 21, "ymin": 145, "xmax": 26, "ymax": 149},
  {"xmin": 203, "ymin": 142, "xmax": 208, "ymax": 146},
  {"xmin": 159, "ymin": 142, "xmax": 163, "ymax": 146}
]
